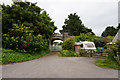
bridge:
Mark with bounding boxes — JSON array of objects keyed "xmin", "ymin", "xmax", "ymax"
[{"xmin": 49, "ymin": 33, "xmax": 71, "ymax": 51}]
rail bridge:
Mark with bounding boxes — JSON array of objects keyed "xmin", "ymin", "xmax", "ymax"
[{"xmin": 50, "ymin": 33, "xmax": 71, "ymax": 51}]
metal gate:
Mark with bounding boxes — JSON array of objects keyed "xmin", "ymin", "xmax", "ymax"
[{"xmin": 51, "ymin": 46, "xmax": 62, "ymax": 51}]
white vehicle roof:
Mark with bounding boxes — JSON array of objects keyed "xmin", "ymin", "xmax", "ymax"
[
  {"xmin": 81, "ymin": 41, "xmax": 95, "ymax": 44},
  {"xmin": 75, "ymin": 41, "xmax": 96, "ymax": 50}
]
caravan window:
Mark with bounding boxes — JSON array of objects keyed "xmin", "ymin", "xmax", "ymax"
[
  {"xmin": 85, "ymin": 43, "xmax": 94, "ymax": 48},
  {"xmin": 80, "ymin": 44, "xmax": 83, "ymax": 48}
]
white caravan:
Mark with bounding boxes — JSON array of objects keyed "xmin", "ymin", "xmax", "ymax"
[{"xmin": 76, "ymin": 41, "xmax": 96, "ymax": 53}]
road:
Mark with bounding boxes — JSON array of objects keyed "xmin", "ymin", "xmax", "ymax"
[{"xmin": 2, "ymin": 52, "xmax": 118, "ymax": 78}]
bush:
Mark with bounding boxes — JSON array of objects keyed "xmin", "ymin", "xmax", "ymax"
[
  {"xmin": 62, "ymin": 37, "xmax": 75, "ymax": 51},
  {"xmin": 59, "ymin": 50, "xmax": 78, "ymax": 57},
  {"xmin": 106, "ymin": 39, "xmax": 120, "ymax": 65},
  {"xmin": 94, "ymin": 39, "xmax": 105, "ymax": 47},
  {"xmin": 2, "ymin": 24, "xmax": 49, "ymax": 54}
]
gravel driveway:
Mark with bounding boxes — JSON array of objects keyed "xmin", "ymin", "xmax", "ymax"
[{"xmin": 2, "ymin": 52, "xmax": 118, "ymax": 78}]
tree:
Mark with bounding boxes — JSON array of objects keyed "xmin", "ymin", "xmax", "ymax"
[
  {"xmin": 117, "ymin": 24, "xmax": 120, "ymax": 30},
  {"xmin": 94, "ymin": 39, "xmax": 104, "ymax": 47},
  {"xmin": 60, "ymin": 13, "xmax": 95, "ymax": 36},
  {"xmin": 2, "ymin": 1, "xmax": 57, "ymax": 53},
  {"xmin": 75, "ymin": 33, "xmax": 97, "ymax": 42},
  {"xmin": 53, "ymin": 42, "xmax": 58, "ymax": 46},
  {"xmin": 62, "ymin": 37, "xmax": 75, "ymax": 51},
  {"xmin": 2, "ymin": 2, "xmax": 57, "ymax": 39},
  {"xmin": 101, "ymin": 26, "xmax": 118, "ymax": 37}
]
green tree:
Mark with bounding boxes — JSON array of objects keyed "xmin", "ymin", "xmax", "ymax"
[
  {"xmin": 2, "ymin": 1, "xmax": 57, "ymax": 53},
  {"xmin": 75, "ymin": 33, "xmax": 98, "ymax": 42},
  {"xmin": 2, "ymin": 2, "xmax": 57, "ymax": 39},
  {"xmin": 60, "ymin": 13, "xmax": 94, "ymax": 36},
  {"xmin": 101, "ymin": 26, "xmax": 118, "ymax": 37},
  {"xmin": 117, "ymin": 24, "xmax": 120, "ymax": 30},
  {"xmin": 62, "ymin": 37, "xmax": 75, "ymax": 51}
]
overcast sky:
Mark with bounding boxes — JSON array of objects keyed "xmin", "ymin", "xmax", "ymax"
[{"xmin": 0, "ymin": 0, "xmax": 119, "ymax": 36}]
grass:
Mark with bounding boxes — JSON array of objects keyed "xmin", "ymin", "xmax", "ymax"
[
  {"xmin": 95, "ymin": 59, "xmax": 120, "ymax": 70},
  {"xmin": 1, "ymin": 48, "xmax": 50, "ymax": 64}
]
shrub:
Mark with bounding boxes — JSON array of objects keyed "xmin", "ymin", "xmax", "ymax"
[
  {"xmin": 62, "ymin": 37, "xmax": 75, "ymax": 51},
  {"xmin": 2, "ymin": 24, "xmax": 49, "ymax": 54},
  {"xmin": 106, "ymin": 39, "xmax": 120, "ymax": 65},
  {"xmin": 60, "ymin": 50, "xmax": 78, "ymax": 57},
  {"xmin": 94, "ymin": 39, "xmax": 105, "ymax": 47}
]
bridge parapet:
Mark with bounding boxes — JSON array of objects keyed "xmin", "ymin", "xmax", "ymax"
[{"xmin": 50, "ymin": 33, "xmax": 70, "ymax": 51}]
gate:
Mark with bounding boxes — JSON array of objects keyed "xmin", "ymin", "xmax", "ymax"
[{"xmin": 51, "ymin": 46, "xmax": 62, "ymax": 51}]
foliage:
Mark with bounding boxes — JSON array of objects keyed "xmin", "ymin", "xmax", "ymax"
[
  {"xmin": 117, "ymin": 24, "xmax": 120, "ymax": 29},
  {"xmin": 103, "ymin": 36, "xmax": 114, "ymax": 43},
  {"xmin": 2, "ymin": 24, "xmax": 49, "ymax": 54},
  {"xmin": 94, "ymin": 39, "xmax": 104, "ymax": 47},
  {"xmin": 75, "ymin": 33, "xmax": 105, "ymax": 48},
  {"xmin": 60, "ymin": 13, "xmax": 94, "ymax": 36},
  {"xmin": 53, "ymin": 42, "xmax": 58, "ymax": 46},
  {"xmin": 106, "ymin": 40, "xmax": 120, "ymax": 65},
  {"xmin": 80, "ymin": 49, "xmax": 96, "ymax": 57},
  {"xmin": 2, "ymin": 2, "xmax": 57, "ymax": 39},
  {"xmin": 75, "ymin": 33, "xmax": 99, "ymax": 42},
  {"xmin": 95, "ymin": 59, "xmax": 120, "ymax": 70},
  {"xmin": 2, "ymin": 48, "xmax": 50, "ymax": 64},
  {"xmin": 101, "ymin": 26, "xmax": 118, "ymax": 37},
  {"xmin": 62, "ymin": 37, "xmax": 75, "ymax": 51},
  {"xmin": 58, "ymin": 42, "xmax": 63, "ymax": 46},
  {"xmin": 59, "ymin": 50, "xmax": 78, "ymax": 57},
  {"xmin": 2, "ymin": 1, "xmax": 57, "ymax": 54}
]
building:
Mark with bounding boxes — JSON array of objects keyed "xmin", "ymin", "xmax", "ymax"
[
  {"xmin": 112, "ymin": 29, "xmax": 120, "ymax": 43},
  {"xmin": 112, "ymin": 1, "xmax": 120, "ymax": 43}
]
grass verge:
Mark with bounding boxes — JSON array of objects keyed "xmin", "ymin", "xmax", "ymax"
[
  {"xmin": 1, "ymin": 48, "xmax": 50, "ymax": 64},
  {"xmin": 95, "ymin": 59, "xmax": 120, "ymax": 70}
]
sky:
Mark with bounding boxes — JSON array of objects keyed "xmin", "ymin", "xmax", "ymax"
[{"xmin": 0, "ymin": 0, "xmax": 119, "ymax": 36}]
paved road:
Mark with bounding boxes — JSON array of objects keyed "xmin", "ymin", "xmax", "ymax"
[{"xmin": 2, "ymin": 52, "xmax": 118, "ymax": 78}]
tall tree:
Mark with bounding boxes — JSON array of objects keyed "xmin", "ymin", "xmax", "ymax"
[
  {"xmin": 60, "ymin": 13, "xmax": 94, "ymax": 36},
  {"xmin": 2, "ymin": 2, "xmax": 57, "ymax": 39},
  {"xmin": 101, "ymin": 26, "xmax": 118, "ymax": 37}
]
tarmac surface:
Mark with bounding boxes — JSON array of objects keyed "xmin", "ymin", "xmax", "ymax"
[{"xmin": 2, "ymin": 52, "xmax": 118, "ymax": 78}]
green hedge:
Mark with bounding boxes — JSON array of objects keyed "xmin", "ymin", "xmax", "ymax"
[{"xmin": 59, "ymin": 50, "xmax": 78, "ymax": 57}]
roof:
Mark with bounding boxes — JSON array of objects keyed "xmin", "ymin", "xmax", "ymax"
[
  {"xmin": 112, "ymin": 29, "xmax": 120, "ymax": 43},
  {"xmin": 75, "ymin": 41, "xmax": 94, "ymax": 45}
]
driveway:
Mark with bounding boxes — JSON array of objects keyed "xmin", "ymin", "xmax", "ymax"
[{"xmin": 2, "ymin": 52, "xmax": 118, "ymax": 78}]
